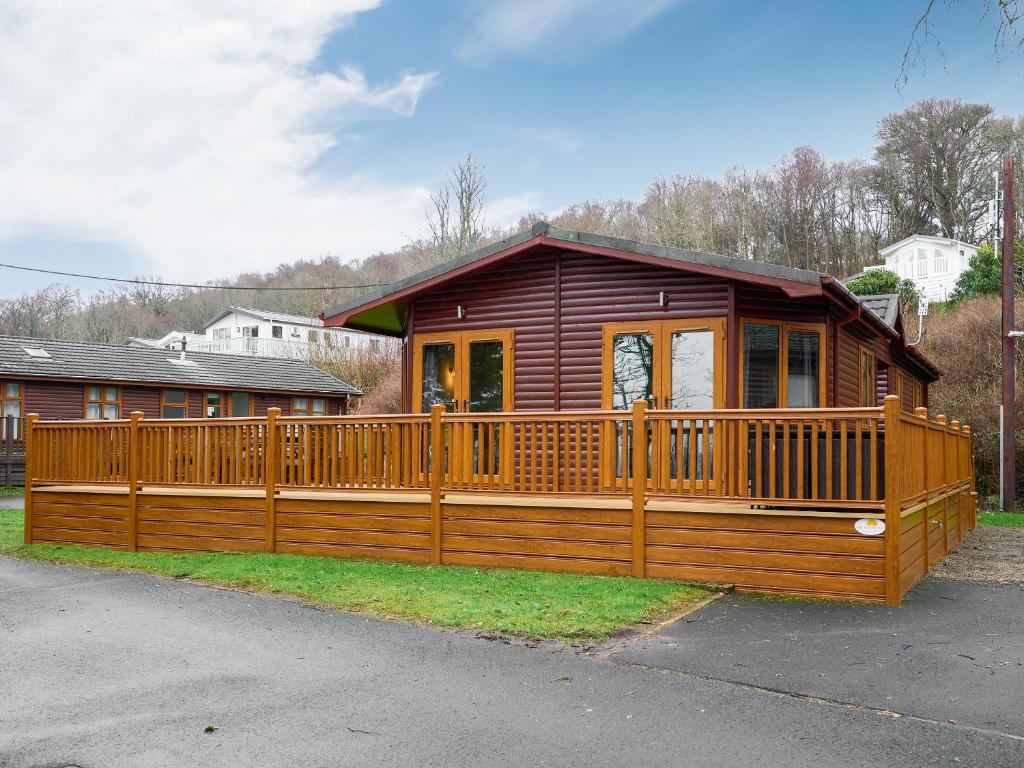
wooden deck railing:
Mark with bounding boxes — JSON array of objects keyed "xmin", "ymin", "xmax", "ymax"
[
  {"xmin": 22, "ymin": 396, "xmax": 976, "ymax": 604},
  {"xmin": 23, "ymin": 398, "xmax": 972, "ymax": 509}
]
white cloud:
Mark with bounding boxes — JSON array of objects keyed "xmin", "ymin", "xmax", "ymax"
[
  {"xmin": 518, "ymin": 127, "xmax": 582, "ymax": 153},
  {"xmin": 0, "ymin": 1, "xmax": 439, "ymax": 280},
  {"xmin": 486, "ymin": 191, "xmax": 545, "ymax": 227},
  {"xmin": 458, "ymin": 0, "xmax": 678, "ymax": 61}
]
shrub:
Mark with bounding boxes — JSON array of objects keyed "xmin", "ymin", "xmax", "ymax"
[{"xmin": 845, "ymin": 269, "xmax": 921, "ymax": 307}]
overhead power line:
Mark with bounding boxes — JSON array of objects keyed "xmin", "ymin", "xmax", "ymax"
[{"xmin": 0, "ymin": 261, "xmax": 389, "ymax": 292}]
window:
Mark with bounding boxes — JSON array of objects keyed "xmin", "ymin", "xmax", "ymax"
[
  {"xmin": 741, "ymin": 321, "xmax": 824, "ymax": 408},
  {"xmin": 1, "ymin": 381, "xmax": 22, "ymax": 436},
  {"xmin": 369, "ymin": 338, "xmax": 381, "ymax": 351},
  {"xmin": 230, "ymin": 392, "xmax": 252, "ymax": 417},
  {"xmin": 292, "ymin": 397, "xmax": 327, "ymax": 415},
  {"xmin": 205, "ymin": 392, "xmax": 223, "ymax": 418},
  {"xmin": 85, "ymin": 385, "xmax": 119, "ymax": 420},
  {"xmin": 308, "ymin": 329, "xmax": 319, "ymax": 344},
  {"xmin": 161, "ymin": 389, "xmax": 188, "ymax": 418},
  {"xmin": 414, "ymin": 330, "xmax": 515, "ymax": 413},
  {"xmin": 272, "ymin": 325, "xmax": 283, "ymax": 339},
  {"xmin": 859, "ymin": 348, "xmax": 877, "ymax": 407},
  {"xmin": 242, "ymin": 325, "xmax": 259, "ymax": 338},
  {"xmin": 602, "ymin": 320, "xmax": 724, "ymax": 410},
  {"xmin": 211, "ymin": 327, "xmax": 230, "ymax": 340},
  {"xmin": 917, "ymin": 248, "xmax": 928, "ymax": 277}
]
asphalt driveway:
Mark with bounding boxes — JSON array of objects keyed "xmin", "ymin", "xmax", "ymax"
[
  {"xmin": 0, "ymin": 494, "xmax": 23, "ymax": 510},
  {"xmin": 1, "ymin": 558, "xmax": 1021, "ymax": 767},
  {"xmin": 611, "ymin": 577, "xmax": 1024, "ymax": 737}
]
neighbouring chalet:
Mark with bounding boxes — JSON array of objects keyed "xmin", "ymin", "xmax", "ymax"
[
  {"xmin": 0, "ymin": 336, "xmax": 359, "ymax": 484},
  {"xmin": 321, "ymin": 222, "xmax": 937, "ymax": 415},
  {"xmin": 0, "ymin": 335, "xmax": 358, "ymax": 423}
]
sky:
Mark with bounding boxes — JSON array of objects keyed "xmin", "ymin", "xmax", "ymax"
[{"xmin": 1, "ymin": 0, "xmax": 1022, "ymax": 299}]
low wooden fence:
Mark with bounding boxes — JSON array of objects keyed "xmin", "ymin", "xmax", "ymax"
[{"xmin": 22, "ymin": 396, "xmax": 975, "ymax": 603}]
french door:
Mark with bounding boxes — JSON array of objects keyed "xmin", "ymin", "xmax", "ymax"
[
  {"xmin": 602, "ymin": 318, "xmax": 725, "ymax": 410},
  {"xmin": 602, "ymin": 318, "xmax": 726, "ymax": 491},
  {"xmin": 412, "ymin": 329, "xmax": 514, "ymax": 413}
]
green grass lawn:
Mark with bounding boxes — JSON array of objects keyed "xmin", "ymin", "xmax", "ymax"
[
  {"xmin": 978, "ymin": 510, "xmax": 1024, "ymax": 528},
  {"xmin": 0, "ymin": 486, "xmax": 24, "ymax": 496},
  {"xmin": 0, "ymin": 508, "xmax": 709, "ymax": 641}
]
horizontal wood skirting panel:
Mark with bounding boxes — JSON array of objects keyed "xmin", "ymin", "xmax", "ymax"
[
  {"xmin": 443, "ymin": 550, "xmax": 632, "ymax": 577},
  {"xmin": 138, "ymin": 506, "xmax": 265, "ymax": 525},
  {"xmin": 646, "ymin": 498, "xmax": 884, "ymax": 516},
  {"xmin": 645, "ymin": 545, "xmax": 885, "ymax": 577},
  {"xmin": 442, "ymin": 519, "xmax": 630, "ymax": 543},
  {"xmin": 645, "ymin": 562, "xmax": 886, "ymax": 598},
  {"xmin": 138, "ymin": 520, "xmax": 266, "ymax": 539},
  {"xmin": 31, "ymin": 526, "xmax": 128, "ymax": 547},
  {"xmin": 442, "ymin": 504, "xmax": 631, "ymax": 525},
  {"xmin": 33, "ymin": 513, "xmax": 128, "ymax": 532},
  {"xmin": 138, "ymin": 495, "xmax": 263, "ymax": 512},
  {"xmin": 33, "ymin": 485, "xmax": 129, "ymax": 497},
  {"xmin": 136, "ymin": 534, "xmax": 265, "ymax": 553},
  {"xmin": 441, "ymin": 534, "xmax": 630, "ymax": 562},
  {"xmin": 139, "ymin": 486, "xmax": 266, "ymax": 499},
  {"xmin": 275, "ymin": 498, "xmax": 429, "ymax": 517},
  {"xmin": 276, "ymin": 513, "xmax": 431, "ymax": 533},
  {"xmin": 32, "ymin": 501, "xmax": 128, "ymax": 519},
  {"xmin": 278, "ymin": 490, "xmax": 431, "ymax": 504},
  {"xmin": 900, "ymin": 484, "xmax": 971, "ymax": 517},
  {"xmin": 645, "ymin": 510, "xmax": 869, "ymax": 536},
  {"xmin": 277, "ymin": 527, "xmax": 429, "ymax": 550},
  {"xmin": 274, "ymin": 541, "xmax": 431, "ymax": 564},
  {"xmin": 443, "ymin": 493, "xmax": 632, "ymax": 510},
  {"xmin": 644, "ymin": 528, "xmax": 884, "ymax": 556}
]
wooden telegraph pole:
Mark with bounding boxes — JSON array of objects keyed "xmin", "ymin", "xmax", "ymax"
[{"xmin": 1001, "ymin": 154, "xmax": 1016, "ymax": 513}]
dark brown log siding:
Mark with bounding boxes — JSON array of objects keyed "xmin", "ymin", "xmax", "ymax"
[
  {"xmin": 411, "ymin": 248, "xmax": 730, "ymax": 411},
  {"xmin": 407, "ymin": 245, "xmax": 929, "ymax": 413}
]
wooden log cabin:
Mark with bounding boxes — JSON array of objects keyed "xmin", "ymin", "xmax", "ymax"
[
  {"xmin": 321, "ymin": 222, "xmax": 935, "ymax": 415},
  {"xmin": 20, "ymin": 224, "xmax": 974, "ymax": 604}
]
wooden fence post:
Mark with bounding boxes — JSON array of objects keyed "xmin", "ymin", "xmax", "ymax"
[
  {"xmin": 127, "ymin": 411, "xmax": 143, "ymax": 552},
  {"xmin": 265, "ymin": 407, "xmax": 280, "ymax": 553},
  {"xmin": 882, "ymin": 395, "xmax": 902, "ymax": 605},
  {"xmin": 631, "ymin": 399, "xmax": 647, "ymax": 578},
  {"xmin": 935, "ymin": 415, "xmax": 949, "ymax": 555},
  {"xmin": 23, "ymin": 413, "xmax": 38, "ymax": 545},
  {"xmin": 430, "ymin": 404, "xmax": 444, "ymax": 564}
]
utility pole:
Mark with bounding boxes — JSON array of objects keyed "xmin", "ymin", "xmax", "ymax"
[{"xmin": 1001, "ymin": 155, "xmax": 1016, "ymax": 513}]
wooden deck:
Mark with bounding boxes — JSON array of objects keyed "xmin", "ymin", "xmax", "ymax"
[{"xmin": 22, "ymin": 396, "xmax": 975, "ymax": 603}]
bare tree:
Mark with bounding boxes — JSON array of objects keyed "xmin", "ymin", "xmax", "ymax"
[
  {"xmin": 426, "ymin": 154, "xmax": 487, "ymax": 264},
  {"xmin": 901, "ymin": 1, "xmax": 1024, "ymax": 85}
]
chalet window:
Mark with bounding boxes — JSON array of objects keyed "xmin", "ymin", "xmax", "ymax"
[
  {"xmin": 307, "ymin": 329, "xmax": 319, "ymax": 344},
  {"xmin": 1, "ymin": 381, "xmax": 22, "ymax": 436},
  {"xmin": 242, "ymin": 326, "xmax": 259, "ymax": 338},
  {"xmin": 272, "ymin": 325, "xmax": 283, "ymax": 339},
  {"xmin": 161, "ymin": 389, "xmax": 188, "ymax": 419},
  {"xmin": 230, "ymin": 392, "xmax": 252, "ymax": 417},
  {"xmin": 741, "ymin": 322, "xmax": 824, "ymax": 408},
  {"xmin": 85, "ymin": 385, "xmax": 119, "ymax": 420},
  {"xmin": 293, "ymin": 397, "xmax": 326, "ymax": 416},
  {"xmin": 603, "ymin": 320, "xmax": 723, "ymax": 410},
  {"xmin": 414, "ymin": 330, "xmax": 514, "ymax": 413},
  {"xmin": 212, "ymin": 328, "xmax": 230, "ymax": 340},
  {"xmin": 859, "ymin": 348, "xmax": 877, "ymax": 407},
  {"xmin": 205, "ymin": 392, "xmax": 223, "ymax": 418}
]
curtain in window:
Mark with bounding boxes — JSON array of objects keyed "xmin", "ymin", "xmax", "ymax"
[
  {"xmin": 786, "ymin": 330, "xmax": 819, "ymax": 407},
  {"xmin": 743, "ymin": 324, "xmax": 778, "ymax": 408}
]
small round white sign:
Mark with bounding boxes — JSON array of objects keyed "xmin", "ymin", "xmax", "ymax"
[{"xmin": 855, "ymin": 518, "xmax": 886, "ymax": 536}]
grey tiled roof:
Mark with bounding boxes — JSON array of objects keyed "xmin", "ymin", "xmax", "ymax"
[
  {"xmin": 0, "ymin": 335, "xmax": 359, "ymax": 395},
  {"xmin": 859, "ymin": 294, "xmax": 900, "ymax": 329}
]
